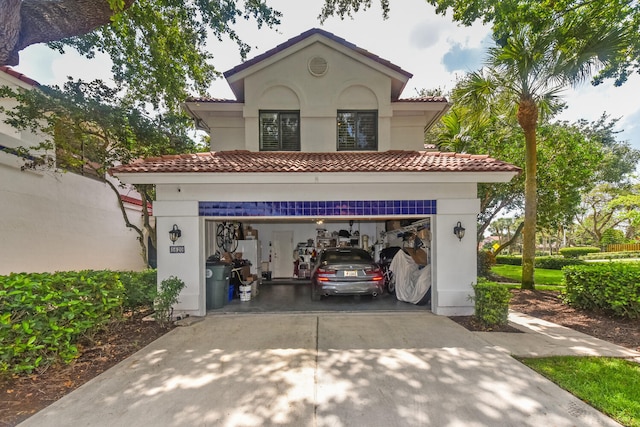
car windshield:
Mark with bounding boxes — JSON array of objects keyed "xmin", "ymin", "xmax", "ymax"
[{"xmin": 323, "ymin": 250, "xmax": 371, "ymax": 263}]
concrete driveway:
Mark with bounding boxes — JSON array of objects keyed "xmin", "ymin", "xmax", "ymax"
[{"xmin": 19, "ymin": 312, "xmax": 635, "ymax": 427}]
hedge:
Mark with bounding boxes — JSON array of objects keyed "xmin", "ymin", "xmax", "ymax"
[
  {"xmin": 0, "ymin": 269, "xmax": 156, "ymax": 375},
  {"xmin": 563, "ymin": 263, "xmax": 640, "ymax": 319},
  {"xmin": 495, "ymin": 255, "xmax": 584, "ymax": 270},
  {"xmin": 472, "ymin": 279, "xmax": 512, "ymax": 327},
  {"xmin": 559, "ymin": 247, "xmax": 601, "ymax": 259},
  {"xmin": 583, "ymin": 251, "xmax": 640, "ymax": 260}
]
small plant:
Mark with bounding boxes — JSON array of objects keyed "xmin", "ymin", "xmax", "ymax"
[
  {"xmin": 471, "ymin": 279, "xmax": 513, "ymax": 327},
  {"xmin": 477, "ymin": 250, "xmax": 496, "ymax": 277},
  {"xmin": 154, "ymin": 276, "xmax": 186, "ymax": 325}
]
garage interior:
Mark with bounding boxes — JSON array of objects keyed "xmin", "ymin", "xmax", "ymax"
[{"xmin": 205, "ymin": 217, "xmax": 432, "ymax": 313}]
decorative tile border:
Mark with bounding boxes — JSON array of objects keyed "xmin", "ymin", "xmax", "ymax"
[{"xmin": 199, "ymin": 200, "xmax": 436, "ymax": 217}]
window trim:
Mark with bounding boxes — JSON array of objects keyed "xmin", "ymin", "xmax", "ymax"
[
  {"xmin": 259, "ymin": 110, "xmax": 301, "ymax": 151},
  {"xmin": 336, "ymin": 110, "xmax": 378, "ymax": 151}
]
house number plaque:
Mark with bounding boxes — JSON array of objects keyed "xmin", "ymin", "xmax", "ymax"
[{"xmin": 170, "ymin": 246, "xmax": 185, "ymax": 254}]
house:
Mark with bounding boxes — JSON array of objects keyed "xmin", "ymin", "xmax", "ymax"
[
  {"xmin": 111, "ymin": 28, "xmax": 520, "ymax": 316},
  {"xmin": 0, "ymin": 66, "xmax": 148, "ymax": 275}
]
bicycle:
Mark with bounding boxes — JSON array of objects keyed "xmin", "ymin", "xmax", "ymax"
[{"xmin": 216, "ymin": 221, "xmax": 238, "ymax": 252}]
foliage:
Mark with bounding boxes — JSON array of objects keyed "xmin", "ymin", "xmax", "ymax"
[
  {"xmin": 471, "ymin": 279, "xmax": 512, "ymax": 327},
  {"xmin": 583, "ymin": 251, "xmax": 640, "ymax": 260},
  {"xmin": 477, "ymin": 250, "xmax": 496, "ymax": 277},
  {"xmin": 153, "ymin": 276, "xmax": 185, "ymax": 326},
  {"xmin": 559, "ymin": 247, "xmax": 601, "ymax": 259},
  {"xmin": 535, "ymin": 256, "xmax": 585, "ymax": 270},
  {"xmin": 2, "ymin": 1, "xmax": 282, "ymax": 111},
  {"xmin": 601, "ymin": 228, "xmax": 626, "ymax": 246},
  {"xmin": 495, "ymin": 255, "xmax": 523, "ymax": 266},
  {"xmin": 563, "ymin": 263, "xmax": 640, "ymax": 318},
  {"xmin": 119, "ymin": 269, "xmax": 157, "ymax": 312},
  {"xmin": 522, "ymin": 356, "xmax": 640, "ymax": 427},
  {"xmin": 0, "ymin": 271, "xmax": 125, "ymax": 375}
]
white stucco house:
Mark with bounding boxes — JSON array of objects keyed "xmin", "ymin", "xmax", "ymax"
[
  {"xmin": 0, "ymin": 66, "xmax": 148, "ymax": 275},
  {"xmin": 111, "ymin": 28, "xmax": 520, "ymax": 316}
]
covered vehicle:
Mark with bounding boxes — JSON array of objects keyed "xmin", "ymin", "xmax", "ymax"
[{"xmin": 311, "ymin": 247, "xmax": 384, "ymax": 300}]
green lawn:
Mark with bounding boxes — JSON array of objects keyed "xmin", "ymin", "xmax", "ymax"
[
  {"xmin": 521, "ymin": 356, "xmax": 640, "ymax": 427},
  {"xmin": 491, "ymin": 264, "xmax": 565, "ymax": 288}
]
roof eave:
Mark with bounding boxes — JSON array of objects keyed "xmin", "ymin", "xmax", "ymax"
[{"xmin": 113, "ymin": 170, "xmax": 520, "ymax": 186}]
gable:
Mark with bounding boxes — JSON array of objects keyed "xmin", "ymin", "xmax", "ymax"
[{"xmin": 224, "ymin": 28, "xmax": 412, "ymax": 102}]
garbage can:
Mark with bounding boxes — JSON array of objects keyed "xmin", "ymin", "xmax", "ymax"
[{"xmin": 206, "ymin": 261, "xmax": 231, "ymax": 310}]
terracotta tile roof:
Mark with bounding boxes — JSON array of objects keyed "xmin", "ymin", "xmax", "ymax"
[
  {"xmin": 396, "ymin": 96, "xmax": 448, "ymax": 103},
  {"xmin": 0, "ymin": 66, "xmax": 39, "ymax": 86},
  {"xmin": 185, "ymin": 95, "xmax": 450, "ymax": 104},
  {"xmin": 110, "ymin": 150, "xmax": 521, "ymax": 175},
  {"xmin": 223, "ymin": 28, "xmax": 413, "ymax": 80},
  {"xmin": 185, "ymin": 97, "xmax": 239, "ymax": 103}
]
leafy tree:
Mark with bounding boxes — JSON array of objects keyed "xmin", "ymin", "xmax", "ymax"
[
  {"xmin": 319, "ymin": 0, "xmax": 640, "ymax": 86},
  {"xmin": 1, "ymin": 0, "xmax": 281, "ymax": 110},
  {"xmin": 573, "ymin": 183, "xmax": 639, "ymax": 247},
  {"xmin": 453, "ymin": 22, "xmax": 625, "ymax": 289},
  {"xmin": 0, "ymin": 80, "xmax": 202, "ymax": 264}
]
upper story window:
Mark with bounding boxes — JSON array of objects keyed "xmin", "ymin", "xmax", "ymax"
[
  {"xmin": 337, "ymin": 111, "xmax": 377, "ymax": 151},
  {"xmin": 259, "ymin": 111, "xmax": 300, "ymax": 151}
]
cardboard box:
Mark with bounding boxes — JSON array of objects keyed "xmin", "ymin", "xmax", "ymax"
[
  {"xmin": 405, "ymin": 248, "xmax": 428, "ymax": 266},
  {"xmin": 245, "ymin": 226, "xmax": 259, "ymax": 239},
  {"xmin": 221, "ymin": 252, "xmax": 233, "ymax": 263},
  {"xmin": 240, "ymin": 265, "xmax": 251, "ymax": 280}
]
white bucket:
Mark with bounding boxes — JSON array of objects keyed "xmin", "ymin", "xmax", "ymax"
[{"xmin": 239, "ymin": 284, "xmax": 252, "ymax": 302}]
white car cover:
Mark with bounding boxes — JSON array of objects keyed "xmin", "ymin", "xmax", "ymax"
[{"xmin": 389, "ymin": 250, "xmax": 431, "ymax": 304}]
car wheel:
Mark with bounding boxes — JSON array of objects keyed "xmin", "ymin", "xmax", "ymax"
[{"xmin": 311, "ymin": 286, "xmax": 321, "ymax": 301}]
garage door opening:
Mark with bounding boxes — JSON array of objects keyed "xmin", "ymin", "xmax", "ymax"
[{"xmin": 204, "ymin": 217, "xmax": 432, "ymax": 314}]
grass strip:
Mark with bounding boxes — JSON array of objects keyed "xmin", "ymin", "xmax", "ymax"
[
  {"xmin": 520, "ymin": 356, "xmax": 640, "ymax": 427},
  {"xmin": 491, "ymin": 264, "xmax": 565, "ymax": 287}
]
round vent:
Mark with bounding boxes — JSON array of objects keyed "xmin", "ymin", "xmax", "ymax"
[{"xmin": 308, "ymin": 56, "xmax": 328, "ymax": 77}]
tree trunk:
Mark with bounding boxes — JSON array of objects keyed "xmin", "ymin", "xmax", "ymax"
[
  {"xmin": 518, "ymin": 98, "xmax": 538, "ymax": 290},
  {"xmin": 1, "ymin": 0, "xmax": 135, "ymax": 66}
]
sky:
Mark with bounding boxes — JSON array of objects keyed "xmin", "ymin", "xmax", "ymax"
[{"xmin": 12, "ymin": 0, "xmax": 640, "ymax": 151}]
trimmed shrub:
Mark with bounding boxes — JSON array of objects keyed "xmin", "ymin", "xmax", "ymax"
[
  {"xmin": 120, "ymin": 269, "xmax": 157, "ymax": 312},
  {"xmin": 559, "ymin": 247, "xmax": 601, "ymax": 259},
  {"xmin": 535, "ymin": 256, "xmax": 585, "ymax": 270},
  {"xmin": 0, "ymin": 270, "xmax": 125, "ymax": 374},
  {"xmin": 495, "ymin": 255, "xmax": 582, "ymax": 270},
  {"xmin": 477, "ymin": 250, "xmax": 496, "ymax": 277},
  {"xmin": 563, "ymin": 263, "xmax": 640, "ymax": 319},
  {"xmin": 472, "ymin": 279, "xmax": 513, "ymax": 327},
  {"xmin": 583, "ymin": 251, "xmax": 640, "ymax": 260},
  {"xmin": 495, "ymin": 255, "xmax": 522, "ymax": 266}
]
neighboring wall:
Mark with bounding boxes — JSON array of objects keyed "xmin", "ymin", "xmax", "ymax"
[
  {"xmin": 0, "ymin": 155, "xmax": 147, "ymax": 275},
  {"xmin": 0, "ymin": 70, "xmax": 147, "ymax": 275}
]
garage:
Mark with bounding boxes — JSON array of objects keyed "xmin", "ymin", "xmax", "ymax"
[
  {"xmin": 112, "ymin": 149, "xmax": 518, "ymax": 317},
  {"xmin": 110, "ymin": 28, "xmax": 519, "ymax": 317}
]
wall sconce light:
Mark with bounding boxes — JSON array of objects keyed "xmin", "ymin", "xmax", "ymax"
[
  {"xmin": 169, "ymin": 224, "xmax": 182, "ymax": 244},
  {"xmin": 453, "ymin": 221, "xmax": 465, "ymax": 241}
]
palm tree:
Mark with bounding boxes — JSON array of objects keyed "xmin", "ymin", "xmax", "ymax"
[{"xmin": 455, "ymin": 18, "xmax": 626, "ymax": 289}]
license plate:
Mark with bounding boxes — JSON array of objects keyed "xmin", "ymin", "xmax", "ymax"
[{"xmin": 344, "ymin": 270, "xmax": 358, "ymax": 277}]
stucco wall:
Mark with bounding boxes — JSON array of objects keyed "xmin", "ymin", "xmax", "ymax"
[
  {"xmin": 0, "ymin": 158, "xmax": 147, "ymax": 275},
  {"xmin": 0, "ymin": 71, "xmax": 147, "ymax": 275}
]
